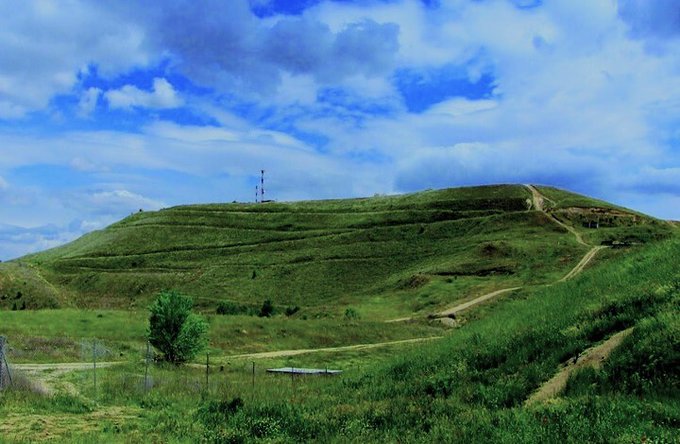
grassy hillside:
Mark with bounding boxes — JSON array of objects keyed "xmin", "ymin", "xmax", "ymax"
[
  {"xmin": 1, "ymin": 215, "xmax": 677, "ymax": 443},
  {"xmin": 3, "ymin": 184, "xmax": 670, "ymax": 320},
  {"xmin": 0, "ymin": 184, "xmax": 677, "ymax": 442}
]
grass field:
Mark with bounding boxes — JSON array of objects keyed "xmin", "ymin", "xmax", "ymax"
[{"xmin": 0, "ymin": 184, "xmax": 677, "ymax": 442}]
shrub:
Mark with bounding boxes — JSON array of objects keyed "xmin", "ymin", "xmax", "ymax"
[
  {"xmin": 148, "ymin": 290, "xmax": 208, "ymax": 364},
  {"xmin": 216, "ymin": 301, "xmax": 253, "ymax": 316},
  {"xmin": 258, "ymin": 299, "xmax": 275, "ymax": 318},
  {"xmin": 345, "ymin": 308, "xmax": 360, "ymax": 321},
  {"xmin": 285, "ymin": 306, "xmax": 300, "ymax": 317}
]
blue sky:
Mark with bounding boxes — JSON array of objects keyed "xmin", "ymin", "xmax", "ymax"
[{"xmin": 0, "ymin": 0, "xmax": 679, "ymax": 260}]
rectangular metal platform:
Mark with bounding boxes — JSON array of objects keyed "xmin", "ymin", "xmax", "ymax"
[{"xmin": 266, "ymin": 367, "xmax": 342, "ymax": 375}]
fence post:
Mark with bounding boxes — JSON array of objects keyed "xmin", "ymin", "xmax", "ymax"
[
  {"xmin": 0, "ymin": 336, "xmax": 4, "ymax": 389},
  {"xmin": 144, "ymin": 341, "xmax": 151, "ymax": 393},
  {"xmin": 0, "ymin": 336, "xmax": 5, "ymax": 389},
  {"xmin": 205, "ymin": 353, "xmax": 210, "ymax": 393},
  {"xmin": 92, "ymin": 338, "xmax": 97, "ymax": 401},
  {"xmin": 0, "ymin": 336, "xmax": 11, "ymax": 389}
]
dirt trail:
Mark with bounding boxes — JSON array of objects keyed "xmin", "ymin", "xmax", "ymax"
[
  {"xmin": 12, "ymin": 362, "xmax": 120, "ymax": 372},
  {"xmin": 526, "ymin": 184, "xmax": 547, "ymax": 211},
  {"xmin": 435, "ymin": 287, "xmax": 522, "ymax": 318},
  {"xmin": 12, "ymin": 362, "xmax": 120, "ymax": 395},
  {"xmin": 559, "ymin": 246, "xmax": 606, "ymax": 282},
  {"xmin": 8, "ymin": 338, "xmax": 443, "ymax": 375},
  {"xmin": 223, "ymin": 336, "xmax": 442, "ymax": 360},
  {"xmin": 385, "ymin": 186, "xmax": 601, "ymax": 324},
  {"xmin": 526, "ymin": 328, "xmax": 633, "ymax": 405}
]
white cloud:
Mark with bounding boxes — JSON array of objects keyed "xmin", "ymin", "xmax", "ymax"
[
  {"xmin": 0, "ymin": 1, "xmax": 151, "ymax": 118},
  {"xmin": 105, "ymin": 78, "xmax": 183, "ymax": 110},
  {"xmin": 87, "ymin": 189, "xmax": 165, "ymax": 212},
  {"xmin": 0, "ymin": 223, "xmax": 81, "ymax": 261},
  {"xmin": 1, "ymin": 0, "xmax": 679, "ymax": 259},
  {"xmin": 77, "ymin": 87, "xmax": 102, "ymax": 116}
]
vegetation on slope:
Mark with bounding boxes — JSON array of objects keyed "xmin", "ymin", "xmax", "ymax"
[
  {"xmin": 0, "ymin": 185, "xmax": 677, "ymax": 442},
  {"xmin": 5, "ymin": 184, "xmax": 669, "ymax": 319},
  {"xmin": 1, "ymin": 224, "xmax": 676, "ymax": 442},
  {"xmin": 186, "ymin": 235, "xmax": 680, "ymax": 442}
]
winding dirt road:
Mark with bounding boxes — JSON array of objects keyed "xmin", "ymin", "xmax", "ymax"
[
  {"xmin": 223, "ymin": 336, "xmax": 443, "ymax": 360},
  {"xmin": 525, "ymin": 328, "xmax": 633, "ymax": 405},
  {"xmin": 7, "ymin": 338, "xmax": 443, "ymax": 379},
  {"xmin": 386, "ymin": 186, "xmax": 604, "ymax": 323},
  {"xmin": 559, "ymin": 246, "xmax": 606, "ymax": 282}
]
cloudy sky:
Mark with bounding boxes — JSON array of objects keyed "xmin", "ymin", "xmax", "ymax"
[{"xmin": 0, "ymin": 0, "xmax": 679, "ymax": 260}]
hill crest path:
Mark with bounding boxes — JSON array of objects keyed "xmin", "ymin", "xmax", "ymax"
[{"xmin": 386, "ymin": 185, "xmax": 604, "ymax": 323}]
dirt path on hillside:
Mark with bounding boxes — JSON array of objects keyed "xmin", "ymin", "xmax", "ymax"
[
  {"xmin": 222, "ymin": 336, "xmax": 443, "ymax": 360},
  {"xmin": 386, "ymin": 186, "xmax": 602, "ymax": 323},
  {"xmin": 526, "ymin": 184, "xmax": 547, "ymax": 211},
  {"xmin": 559, "ymin": 246, "xmax": 606, "ymax": 282},
  {"xmin": 435, "ymin": 287, "xmax": 522, "ymax": 318},
  {"xmin": 525, "ymin": 328, "xmax": 633, "ymax": 405},
  {"xmin": 525, "ymin": 184, "xmax": 588, "ymax": 246},
  {"xmin": 549, "ymin": 214, "xmax": 588, "ymax": 246}
]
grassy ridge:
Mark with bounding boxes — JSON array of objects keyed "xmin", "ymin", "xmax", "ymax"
[
  {"xmin": 2, "ymin": 183, "xmax": 671, "ymax": 319},
  {"xmin": 1, "ymin": 185, "xmax": 623, "ymax": 316}
]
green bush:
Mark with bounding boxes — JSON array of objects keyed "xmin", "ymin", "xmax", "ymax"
[
  {"xmin": 344, "ymin": 307, "xmax": 360, "ymax": 321},
  {"xmin": 285, "ymin": 306, "xmax": 300, "ymax": 317},
  {"xmin": 216, "ymin": 301, "xmax": 253, "ymax": 316},
  {"xmin": 258, "ymin": 299, "xmax": 275, "ymax": 318},
  {"xmin": 148, "ymin": 290, "xmax": 208, "ymax": 364}
]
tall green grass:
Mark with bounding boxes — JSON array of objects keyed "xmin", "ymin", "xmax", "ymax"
[{"xmin": 3, "ymin": 236, "xmax": 675, "ymax": 442}]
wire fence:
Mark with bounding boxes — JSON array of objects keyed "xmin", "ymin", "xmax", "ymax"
[
  {"xmin": 0, "ymin": 335, "xmax": 13, "ymax": 390},
  {"xmin": 0, "ymin": 335, "xmax": 344, "ymax": 404}
]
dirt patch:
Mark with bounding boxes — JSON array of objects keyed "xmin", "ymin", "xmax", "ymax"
[{"xmin": 399, "ymin": 274, "xmax": 430, "ymax": 289}]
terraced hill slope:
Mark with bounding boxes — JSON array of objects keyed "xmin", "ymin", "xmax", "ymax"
[{"xmin": 0, "ymin": 185, "xmax": 671, "ymax": 318}]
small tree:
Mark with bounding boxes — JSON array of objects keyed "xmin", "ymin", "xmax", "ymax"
[{"xmin": 148, "ymin": 290, "xmax": 208, "ymax": 365}]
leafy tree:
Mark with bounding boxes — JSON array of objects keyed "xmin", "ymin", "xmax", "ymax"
[{"xmin": 148, "ymin": 290, "xmax": 208, "ymax": 364}]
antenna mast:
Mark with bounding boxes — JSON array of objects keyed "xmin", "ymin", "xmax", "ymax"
[
  {"xmin": 255, "ymin": 185, "xmax": 259, "ymax": 204},
  {"xmin": 260, "ymin": 170, "xmax": 265, "ymax": 203}
]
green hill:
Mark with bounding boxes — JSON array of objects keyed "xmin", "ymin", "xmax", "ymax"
[
  {"xmin": 0, "ymin": 184, "xmax": 671, "ymax": 318},
  {"xmin": 0, "ymin": 184, "xmax": 677, "ymax": 442}
]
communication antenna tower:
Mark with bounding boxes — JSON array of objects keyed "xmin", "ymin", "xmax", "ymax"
[
  {"xmin": 260, "ymin": 170, "xmax": 265, "ymax": 203},
  {"xmin": 255, "ymin": 185, "xmax": 259, "ymax": 204}
]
